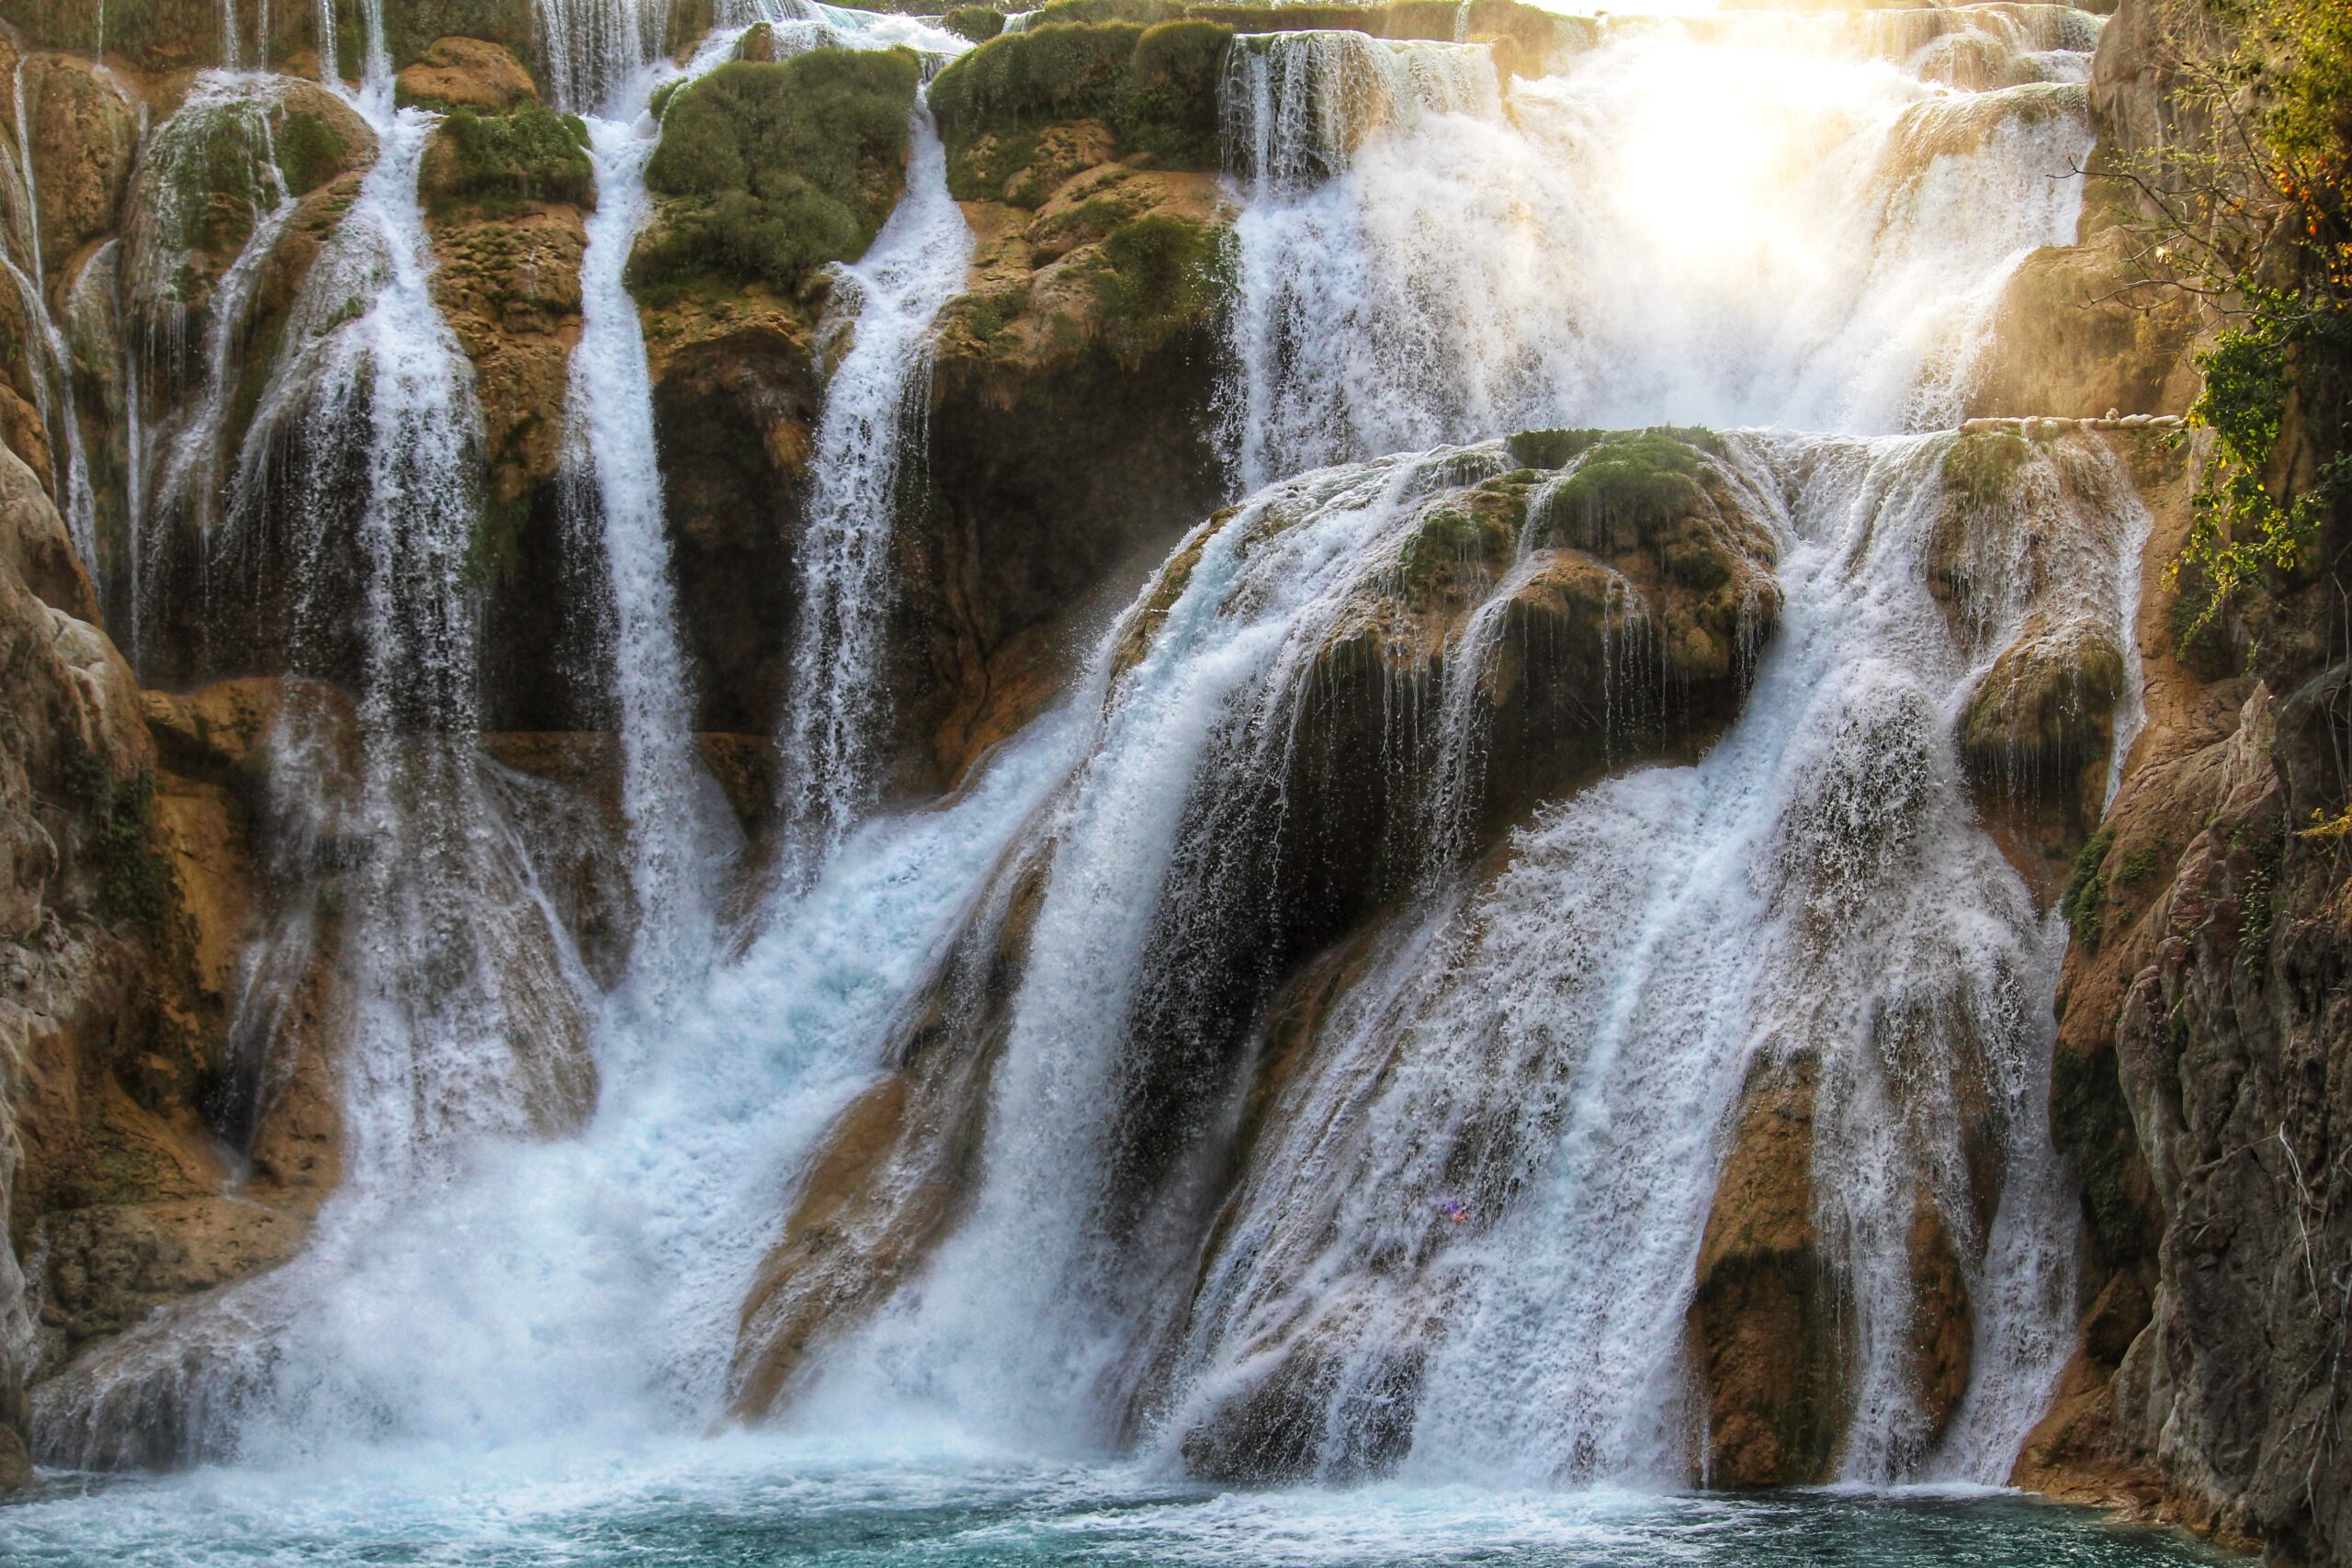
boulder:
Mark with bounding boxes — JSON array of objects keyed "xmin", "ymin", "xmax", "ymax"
[
  {"xmin": 397, "ymin": 36, "xmax": 540, "ymax": 112},
  {"xmin": 1690, "ymin": 1058, "xmax": 1848, "ymax": 1485}
]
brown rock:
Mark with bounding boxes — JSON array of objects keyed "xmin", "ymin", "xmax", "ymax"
[
  {"xmin": 1690, "ymin": 1056, "xmax": 1849, "ymax": 1486},
  {"xmin": 18, "ymin": 54, "xmax": 139, "ymax": 275},
  {"xmin": 396, "ymin": 37, "xmax": 540, "ymax": 112},
  {"xmin": 35, "ymin": 1197, "xmax": 308, "ymax": 1359}
]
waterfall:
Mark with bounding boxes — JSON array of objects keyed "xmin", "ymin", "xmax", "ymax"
[
  {"xmin": 779, "ymin": 86, "xmax": 973, "ymax": 854},
  {"xmin": 558, "ymin": 92, "xmax": 714, "ymax": 1005},
  {"xmin": 807, "ymin": 426, "xmax": 2140, "ymax": 1487},
  {"xmin": 5, "ymin": 59, "xmax": 103, "ymax": 573},
  {"xmin": 537, "ymin": 0, "xmax": 678, "ymax": 114},
  {"xmin": 6, "ymin": 0, "xmax": 2172, "ymax": 1516},
  {"xmin": 117, "ymin": 72, "xmax": 300, "ymax": 667},
  {"xmin": 1217, "ymin": 18, "xmax": 2098, "ymax": 491},
  {"xmin": 29, "ymin": 6, "xmax": 606, "ymax": 1466}
]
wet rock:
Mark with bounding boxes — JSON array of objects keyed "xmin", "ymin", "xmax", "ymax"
[
  {"xmin": 645, "ymin": 300, "xmax": 822, "ymax": 738},
  {"xmin": 1965, "ymin": 232, "xmax": 2200, "ymax": 421},
  {"xmin": 1690, "ymin": 1057, "xmax": 1847, "ymax": 1486},
  {"xmin": 35, "ymin": 1198, "xmax": 307, "ymax": 1361},
  {"xmin": 728, "ymin": 853, "xmax": 1048, "ymax": 1416},
  {"xmin": 1958, "ymin": 615, "xmax": 2126, "ymax": 888},
  {"xmin": 18, "ymin": 53, "xmax": 139, "ymax": 274}
]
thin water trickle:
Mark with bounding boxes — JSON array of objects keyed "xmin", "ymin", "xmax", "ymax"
[{"xmin": 779, "ymin": 84, "xmax": 974, "ymax": 858}]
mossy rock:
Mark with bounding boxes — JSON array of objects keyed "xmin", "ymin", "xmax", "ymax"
[
  {"xmin": 421, "ymin": 103, "xmax": 594, "ymax": 219},
  {"xmin": 631, "ymin": 51, "xmax": 920, "ymax": 296},
  {"xmin": 1528, "ymin": 427, "xmax": 1727, "ymax": 554},
  {"xmin": 0, "ymin": 0, "xmax": 308, "ymax": 71},
  {"xmin": 944, "ymin": 6, "xmax": 1007, "ymax": 42},
  {"xmin": 330, "ymin": 0, "xmax": 540, "ymax": 76},
  {"xmin": 930, "ymin": 20, "xmax": 1231, "ymax": 198},
  {"xmin": 1090, "ymin": 209, "xmax": 1235, "ymax": 367},
  {"xmin": 1940, "ymin": 427, "xmax": 2034, "ymax": 512}
]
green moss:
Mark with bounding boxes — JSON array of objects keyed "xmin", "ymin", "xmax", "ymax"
[
  {"xmin": 425, "ymin": 104, "xmax": 594, "ymax": 219},
  {"xmin": 932, "ymin": 23, "xmax": 1148, "ymax": 142},
  {"xmin": 945, "ymin": 5, "xmax": 1008, "ymax": 41},
  {"xmin": 1397, "ymin": 491, "xmax": 1519, "ymax": 591},
  {"xmin": 2111, "ymin": 841, "xmax": 2162, "ymax": 887},
  {"xmin": 930, "ymin": 18, "xmax": 1232, "ymax": 193},
  {"xmin": 274, "ymin": 109, "xmax": 349, "ymax": 197},
  {"xmin": 63, "ymin": 753, "xmax": 166, "ymax": 932},
  {"xmin": 1506, "ymin": 428, "xmax": 1604, "ymax": 470},
  {"xmin": 1027, "ymin": 0, "xmax": 1185, "ymax": 25},
  {"xmin": 1532, "ymin": 428, "xmax": 1722, "ymax": 549},
  {"xmin": 1118, "ymin": 18, "xmax": 1232, "ymax": 165},
  {"xmin": 2050, "ymin": 1043, "xmax": 2151, "ymax": 1269},
  {"xmin": 1940, "ymin": 428, "xmax": 2033, "ymax": 511},
  {"xmin": 324, "ymin": 0, "xmax": 540, "ymax": 77},
  {"xmin": 1090, "ymin": 210, "xmax": 1234, "ymax": 367},
  {"xmin": 2061, "ymin": 824, "xmax": 2115, "ymax": 950},
  {"xmin": 633, "ymin": 51, "xmax": 920, "ymax": 293},
  {"xmin": 468, "ymin": 494, "xmax": 529, "ymax": 586}
]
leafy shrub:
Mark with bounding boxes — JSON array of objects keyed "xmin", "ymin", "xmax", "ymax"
[
  {"xmin": 634, "ymin": 51, "xmax": 920, "ymax": 292},
  {"xmin": 2167, "ymin": 294, "xmax": 2349, "ymax": 649}
]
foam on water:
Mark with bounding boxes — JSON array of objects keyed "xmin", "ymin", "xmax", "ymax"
[{"xmin": 0, "ymin": 1439, "xmax": 2241, "ymax": 1566}]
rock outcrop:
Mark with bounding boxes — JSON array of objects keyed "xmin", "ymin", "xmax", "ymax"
[{"xmin": 0, "ymin": 437, "xmax": 340, "ymax": 1488}]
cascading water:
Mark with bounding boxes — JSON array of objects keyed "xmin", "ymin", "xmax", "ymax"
[
  {"xmin": 0, "ymin": 0, "xmax": 2219, "ymax": 1555},
  {"xmin": 550, "ymin": 33, "xmax": 717, "ymax": 1004},
  {"xmin": 778, "ymin": 78, "xmax": 974, "ymax": 856},
  {"xmin": 790, "ymin": 420, "xmax": 2143, "ymax": 1492},
  {"xmin": 112, "ymin": 71, "xmax": 301, "ymax": 665},
  {"xmin": 1218, "ymin": 16, "xmax": 2098, "ymax": 490},
  {"xmin": 3, "ymin": 62, "xmax": 105, "ymax": 574}
]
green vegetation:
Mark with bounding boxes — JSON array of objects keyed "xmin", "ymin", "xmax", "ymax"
[
  {"xmin": 63, "ymin": 753, "xmax": 165, "ymax": 932},
  {"xmin": 2061, "ymin": 824, "xmax": 2116, "ymax": 950},
  {"xmin": 1939, "ymin": 428, "xmax": 2033, "ymax": 512},
  {"xmin": 1091, "ymin": 211, "xmax": 1235, "ymax": 366},
  {"xmin": 2168, "ymin": 291, "xmax": 2349, "ymax": 645},
  {"xmin": 633, "ymin": 51, "xmax": 920, "ymax": 293},
  {"xmin": 2232, "ymin": 818, "xmax": 2285, "ymax": 973},
  {"xmin": 2136, "ymin": 0, "xmax": 2352, "ymax": 659},
  {"xmin": 274, "ymin": 108, "xmax": 350, "ymax": 197},
  {"xmin": 340, "ymin": 0, "xmax": 538, "ymax": 75},
  {"xmin": 928, "ymin": 20, "xmax": 1231, "ymax": 197},
  {"xmin": 423, "ymin": 104, "xmax": 594, "ymax": 218},
  {"xmin": 944, "ymin": 6, "xmax": 1007, "ymax": 41},
  {"xmin": 1506, "ymin": 428, "xmax": 1605, "ymax": 469},
  {"xmin": 1530, "ymin": 428, "xmax": 1722, "ymax": 549},
  {"xmin": 2112, "ymin": 840, "xmax": 2164, "ymax": 887},
  {"xmin": 1396, "ymin": 487, "xmax": 1521, "ymax": 592}
]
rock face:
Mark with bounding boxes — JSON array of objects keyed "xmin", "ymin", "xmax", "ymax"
[
  {"xmin": 17, "ymin": 54, "xmax": 140, "ymax": 275},
  {"xmin": 1690, "ymin": 1059, "xmax": 1849, "ymax": 1486},
  {"xmin": 0, "ymin": 437, "xmax": 335, "ymax": 1488}
]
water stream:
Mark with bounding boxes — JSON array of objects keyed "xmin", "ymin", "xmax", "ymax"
[{"xmin": 0, "ymin": 3, "xmax": 2221, "ymax": 1562}]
